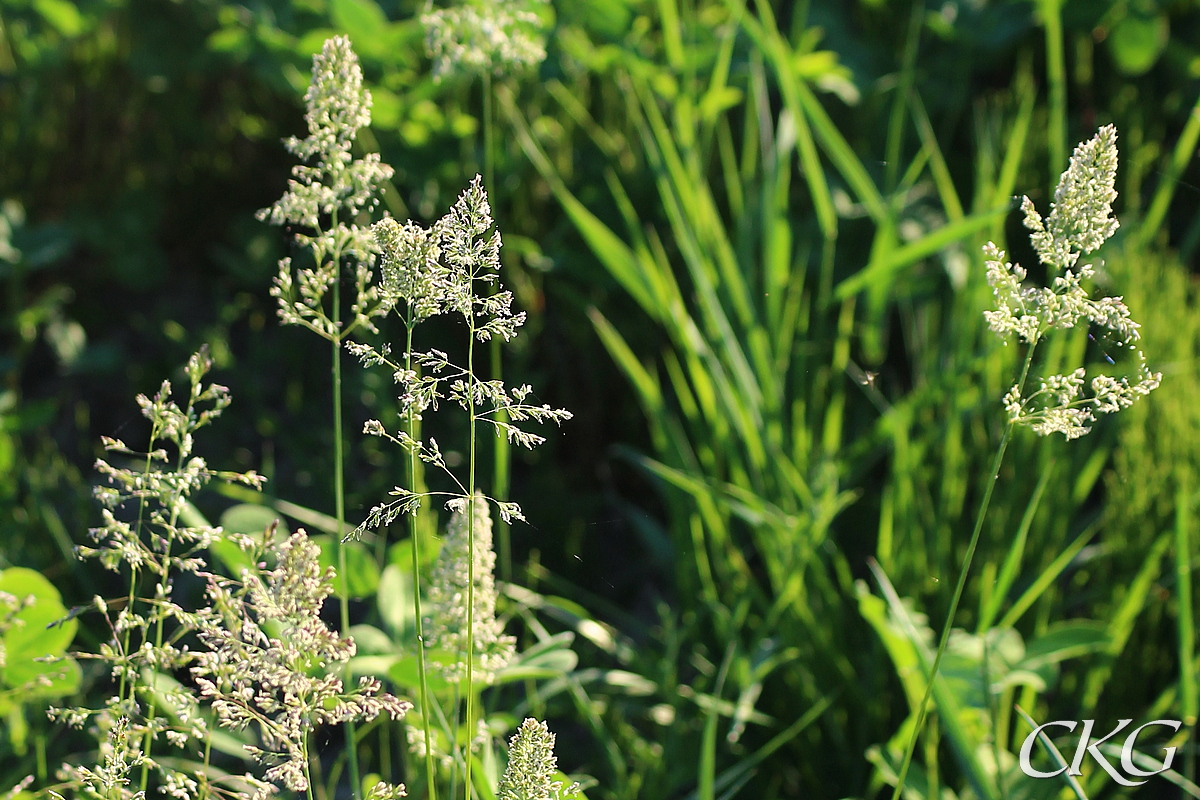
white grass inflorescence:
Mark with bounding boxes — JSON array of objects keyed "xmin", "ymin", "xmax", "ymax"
[
  {"xmin": 422, "ymin": 0, "xmax": 550, "ymax": 82},
  {"xmin": 981, "ymin": 125, "xmax": 1160, "ymax": 439},
  {"xmin": 495, "ymin": 718, "xmax": 580, "ymax": 800},
  {"xmin": 423, "ymin": 494, "xmax": 516, "ymax": 682}
]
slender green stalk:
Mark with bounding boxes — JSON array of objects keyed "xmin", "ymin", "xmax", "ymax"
[
  {"xmin": 889, "ymin": 346, "xmax": 1036, "ymax": 800},
  {"xmin": 1041, "ymin": 0, "xmax": 1066, "ymax": 180},
  {"xmin": 331, "ymin": 248, "xmax": 363, "ymax": 798},
  {"xmin": 1176, "ymin": 469, "xmax": 1197, "ymax": 790},
  {"xmin": 1138, "ymin": 90, "xmax": 1200, "ymax": 247},
  {"xmin": 118, "ymin": 448, "xmax": 154, "ymax": 708},
  {"xmin": 465, "ymin": 306, "xmax": 478, "ymax": 800},
  {"xmin": 140, "ymin": 389, "xmax": 201, "ymax": 794},
  {"xmin": 482, "ymin": 71, "xmax": 512, "ymax": 581},
  {"xmin": 304, "ymin": 741, "xmax": 317, "ymax": 800},
  {"xmin": 405, "ymin": 319, "xmax": 438, "ymax": 800}
]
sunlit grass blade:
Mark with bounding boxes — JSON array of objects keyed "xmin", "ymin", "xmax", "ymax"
[
  {"xmin": 1014, "ymin": 704, "xmax": 1089, "ymax": 800},
  {"xmin": 1177, "ymin": 471, "xmax": 1198, "ymax": 727},
  {"xmin": 1080, "ymin": 532, "xmax": 1173, "ymax": 713},
  {"xmin": 978, "ymin": 465, "xmax": 1053, "ymax": 632},
  {"xmin": 996, "ymin": 520, "xmax": 1100, "ymax": 630}
]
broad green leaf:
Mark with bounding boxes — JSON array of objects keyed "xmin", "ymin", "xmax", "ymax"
[
  {"xmin": 0, "ymin": 568, "xmax": 81, "ymax": 709},
  {"xmin": 388, "ymin": 653, "xmax": 454, "ymax": 694},
  {"xmin": 316, "ymin": 536, "xmax": 380, "ymax": 599},
  {"xmin": 348, "ymin": 623, "xmax": 395, "ymax": 655},
  {"xmin": 1107, "ymin": 11, "xmax": 1168, "ymax": 76},
  {"xmin": 1019, "ymin": 621, "xmax": 1109, "ymax": 672},
  {"xmin": 376, "ymin": 564, "xmax": 413, "ymax": 639},
  {"xmin": 33, "ymin": 0, "xmax": 84, "ymax": 37},
  {"xmin": 330, "ymin": 0, "xmax": 389, "ymax": 58}
]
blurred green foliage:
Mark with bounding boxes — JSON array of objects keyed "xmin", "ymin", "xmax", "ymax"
[{"xmin": 5, "ymin": 0, "xmax": 1200, "ymax": 797}]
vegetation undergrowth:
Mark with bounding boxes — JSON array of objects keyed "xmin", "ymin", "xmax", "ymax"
[
  {"xmin": 8, "ymin": 33, "xmax": 583, "ymax": 800},
  {"xmin": 5, "ymin": 2, "xmax": 1200, "ymax": 800}
]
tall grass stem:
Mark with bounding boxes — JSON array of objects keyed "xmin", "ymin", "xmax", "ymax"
[
  {"xmin": 1040, "ymin": 0, "xmax": 1066, "ymax": 179},
  {"xmin": 889, "ymin": 346, "xmax": 1036, "ymax": 800},
  {"xmin": 332, "ymin": 244, "xmax": 363, "ymax": 799}
]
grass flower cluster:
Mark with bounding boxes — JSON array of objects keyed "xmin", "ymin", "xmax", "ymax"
[
  {"xmin": 257, "ymin": 33, "xmax": 573, "ymax": 800},
  {"xmin": 49, "ymin": 347, "xmax": 411, "ymax": 800},
  {"xmin": 495, "ymin": 719, "xmax": 579, "ymax": 800},
  {"xmin": 192, "ymin": 531, "xmax": 410, "ymax": 799},
  {"xmin": 422, "ymin": 0, "xmax": 550, "ymax": 82},
  {"xmin": 420, "ymin": 495, "xmax": 515, "ymax": 683},
  {"xmin": 887, "ymin": 125, "xmax": 1162, "ymax": 799},
  {"xmin": 982, "ymin": 125, "xmax": 1160, "ymax": 439}
]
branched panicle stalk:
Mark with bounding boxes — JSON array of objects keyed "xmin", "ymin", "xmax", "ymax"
[
  {"xmin": 888, "ymin": 125, "xmax": 1160, "ymax": 800},
  {"xmin": 54, "ymin": 348, "xmax": 266, "ymax": 799},
  {"xmin": 54, "ymin": 351, "xmax": 410, "ymax": 800},
  {"xmin": 421, "ymin": 0, "xmax": 550, "ymax": 584},
  {"xmin": 349, "ymin": 176, "xmax": 570, "ymax": 797},
  {"xmin": 258, "ymin": 35, "xmax": 399, "ymax": 797}
]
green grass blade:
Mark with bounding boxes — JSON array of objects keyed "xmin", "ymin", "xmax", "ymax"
[
  {"xmin": 1140, "ymin": 90, "xmax": 1200, "ymax": 247},
  {"xmin": 1014, "ymin": 705, "xmax": 1090, "ymax": 800},
  {"xmin": 1039, "ymin": 0, "xmax": 1067, "ymax": 180},
  {"xmin": 682, "ymin": 693, "xmax": 836, "ymax": 800},
  {"xmin": 835, "ymin": 206, "xmax": 1008, "ymax": 299},
  {"xmin": 1081, "ymin": 532, "xmax": 1173, "ymax": 712},
  {"xmin": 864, "ymin": 562, "xmax": 1000, "ymax": 800},
  {"xmin": 699, "ymin": 644, "xmax": 736, "ymax": 800},
  {"xmin": 997, "ymin": 521, "xmax": 1099, "ymax": 629},
  {"xmin": 1177, "ymin": 471, "xmax": 1197, "ymax": 726},
  {"xmin": 910, "ymin": 92, "xmax": 963, "ymax": 221},
  {"xmin": 991, "ymin": 59, "xmax": 1036, "ymax": 238},
  {"xmin": 978, "ymin": 465, "xmax": 1053, "ymax": 632}
]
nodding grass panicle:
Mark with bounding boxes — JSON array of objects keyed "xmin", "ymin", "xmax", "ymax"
[{"xmin": 982, "ymin": 125, "xmax": 1161, "ymax": 439}]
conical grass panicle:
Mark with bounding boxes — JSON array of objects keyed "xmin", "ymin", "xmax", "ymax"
[
  {"xmin": 257, "ymin": 35, "xmax": 391, "ymax": 232},
  {"xmin": 1023, "ymin": 123, "xmax": 1119, "ymax": 271},
  {"xmin": 496, "ymin": 718, "xmax": 579, "ymax": 800},
  {"xmin": 424, "ymin": 494, "xmax": 515, "ymax": 681},
  {"xmin": 981, "ymin": 125, "xmax": 1160, "ymax": 440}
]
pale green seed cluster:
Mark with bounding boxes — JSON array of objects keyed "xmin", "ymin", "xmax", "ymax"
[
  {"xmin": 373, "ymin": 217, "xmax": 445, "ymax": 323},
  {"xmin": 259, "ymin": 36, "xmax": 396, "ymax": 339},
  {"xmin": 349, "ymin": 177, "xmax": 571, "ymax": 534},
  {"xmin": 496, "ymin": 718, "xmax": 580, "ymax": 800},
  {"xmin": 258, "ymin": 35, "xmax": 391, "ymax": 232},
  {"xmin": 983, "ymin": 125, "xmax": 1160, "ymax": 439},
  {"xmin": 193, "ymin": 532, "xmax": 411, "ymax": 800},
  {"xmin": 422, "ymin": 0, "xmax": 550, "ymax": 81},
  {"xmin": 423, "ymin": 495, "xmax": 516, "ymax": 682}
]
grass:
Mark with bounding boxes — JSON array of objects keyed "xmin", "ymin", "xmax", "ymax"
[{"xmin": 5, "ymin": 2, "xmax": 1200, "ymax": 799}]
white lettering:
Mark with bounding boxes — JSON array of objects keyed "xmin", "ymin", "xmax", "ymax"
[
  {"xmin": 1019, "ymin": 720, "xmax": 1077, "ymax": 778},
  {"xmin": 1120, "ymin": 719, "xmax": 1183, "ymax": 779}
]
